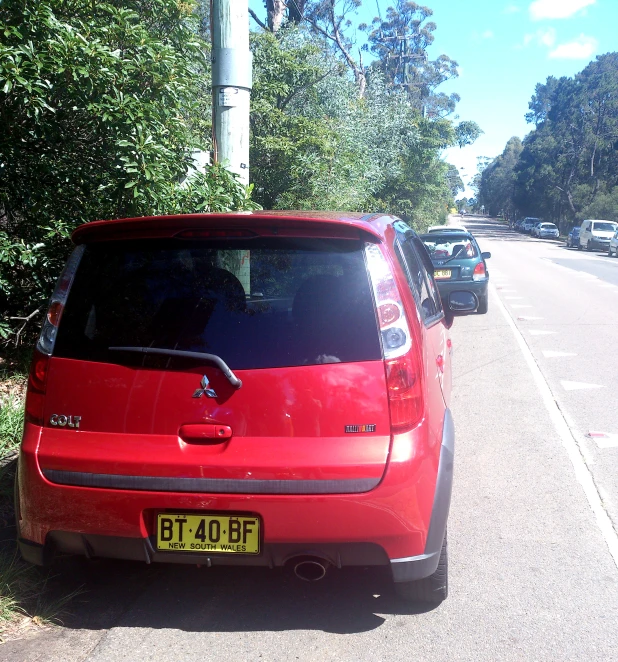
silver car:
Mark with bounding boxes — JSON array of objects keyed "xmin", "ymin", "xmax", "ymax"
[
  {"xmin": 609, "ymin": 230, "xmax": 618, "ymax": 257},
  {"xmin": 523, "ymin": 217, "xmax": 541, "ymax": 233},
  {"xmin": 537, "ymin": 222, "xmax": 559, "ymax": 239}
]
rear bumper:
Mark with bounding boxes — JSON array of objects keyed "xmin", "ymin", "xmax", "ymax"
[
  {"xmin": 585, "ymin": 238, "xmax": 611, "ymax": 250},
  {"xmin": 391, "ymin": 409, "xmax": 454, "ymax": 581},
  {"xmin": 17, "ymin": 412, "xmax": 455, "ymax": 581}
]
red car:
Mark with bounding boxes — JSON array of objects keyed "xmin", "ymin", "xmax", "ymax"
[{"xmin": 17, "ymin": 212, "xmax": 475, "ymax": 603}]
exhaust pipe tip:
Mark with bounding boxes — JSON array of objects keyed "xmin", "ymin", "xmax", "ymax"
[{"xmin": 292, "ymin": 556, "xmax": 329, "ymax": 582}]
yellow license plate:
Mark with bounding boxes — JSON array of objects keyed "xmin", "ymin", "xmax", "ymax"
[
  {"xmin": 157, "ymin": 514, "xmax": 260, "ymax": 554},
  {"xmin": 434, "ymin": 269, "xmax": 452, "ymax": 279}
]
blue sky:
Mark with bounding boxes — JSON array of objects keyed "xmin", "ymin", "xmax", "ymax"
[{"xmin": 249, "ymin": 0, "xmax": 617, "ymax": 197}]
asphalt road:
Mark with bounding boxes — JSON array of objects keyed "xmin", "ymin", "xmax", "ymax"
[{"xmin": 4, "ymin": 216, "xmax": 618, "ymax": 661}]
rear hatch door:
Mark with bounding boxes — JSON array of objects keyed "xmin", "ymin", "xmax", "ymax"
[{"xmin": 39, "ymin": 232, "xmax": 391, "ymax": 494}]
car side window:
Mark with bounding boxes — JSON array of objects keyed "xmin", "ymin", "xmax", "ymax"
[{"xmin": 395, "ymin": 237, "xmax": 443, "ymax": 326}]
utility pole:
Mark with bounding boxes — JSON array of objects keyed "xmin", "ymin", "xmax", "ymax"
[{"xmin": 211, "ymin": 0, "xmax": 252, "ymax": 186}]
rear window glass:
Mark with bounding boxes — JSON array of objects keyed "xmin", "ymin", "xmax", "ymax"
[
  {"xmin": 419, "ymin": 234, "xmax": 478, "ymax": 259},
  {"xmin": 54, "ymin": 238, "xmax": 381, "ymax": 370}
]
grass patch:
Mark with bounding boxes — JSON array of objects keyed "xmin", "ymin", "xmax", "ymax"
[
  {"xmin": 0, "ymin": 393, "xmax": 25, "ymax": 459},
  {"xmin": 0, "ymin": 363, "xmax": 83, "ymax": 641},
  {"xmin": 0, "ymin": 549, "xmax": 83, "ymax": 639}
]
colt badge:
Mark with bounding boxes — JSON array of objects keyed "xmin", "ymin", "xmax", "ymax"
[{"xmin": 193, "ymin": 375, "xmax": 217, "ymax": 398}]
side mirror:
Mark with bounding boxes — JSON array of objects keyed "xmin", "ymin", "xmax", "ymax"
[{"xmin": 481, "ymin": 251, "xmax": 491, "ymax": 259}]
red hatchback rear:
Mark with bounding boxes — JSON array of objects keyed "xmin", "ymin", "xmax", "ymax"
[{"xmin": 17, "ymin": 211, "xmax": 457, "ymax": 603}]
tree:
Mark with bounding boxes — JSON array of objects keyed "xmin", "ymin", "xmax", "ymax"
[
  {"xmin": 248, "ymin": 24, "xmax": 464, "ymax": 225},
  {"xmin": 304, "ymin": 0, "xmax": 368, "ymax": 97},
  {"xmin": 366, "ymin": 1, "xmax": 459, "ymax": 116},
  {"xmin": 478, "ymin": 137, "xmax": 523, "ymax": 219},
  {"xmin": 511, "ymin": 53, "xmax": 618, "ymax": 227}
]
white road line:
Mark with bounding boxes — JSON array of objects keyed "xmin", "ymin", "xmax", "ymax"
[
  {"xmin": 517, "ymin": 316, "xmax": 544, "ymax": 321},
  {"xmin": 492, "ymin": 285, "xmax": 618, "ymax": 570},
  {"xmin": 504, "ymin": 297, "xmax": 524, "ymax": 300},
  {"xmin": 530, "ymin": 330, "xmax": 557, "ymax": 336},
  {"xmin": 561, "ymin": 380, "xmax": 605, "ymax": 391},
  {"xmin": 593, "ymin": 436, "xmax": 618, "ymax": 450},
  {"xmin": 511, "ymin": 304, "xmax": 533, "ymax": 309},
  {"xmin": 542, "ymin": 351, "xmax": 577, "ymax": 358}
]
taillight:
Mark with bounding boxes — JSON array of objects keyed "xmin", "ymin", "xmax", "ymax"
[
  {"xmin": 385, "ymin": 354, "xmax": 423, "ymax": 431},
  {"xmin": 24, "ymin": 350, "xmax": 50, "ymax": 425},
  {"xmin": 473, "ymin": 262, "xmax": 486, "ymax": 281},
  {"xmin": 25, "ymin": 245, "xmax": 84, "ymax": 426},
  {"xmin": 37, "ymin": 245, "xmax": 85, "ymax": 355},
  {"xmin": 365, "ymin": 243, "xmax": 423, "ymax": 432}
]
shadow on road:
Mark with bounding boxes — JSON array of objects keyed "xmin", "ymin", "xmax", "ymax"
[
  {"xmin": 30, "ymin": 555, "xmax": 437, "ymax": 636},
  {"xmin": 457, "ymin": 217, "xmax": 524, "ymax": 241}
]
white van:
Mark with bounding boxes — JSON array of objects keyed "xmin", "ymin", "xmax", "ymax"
[{"xmin": 578, "ymin": 219, "xmax": 618, "ymax": 251}]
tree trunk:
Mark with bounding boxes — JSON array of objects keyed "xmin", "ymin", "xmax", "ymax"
[
  {"xmin": 266, "ymin": 0, "xmax": 286, "ymax": 32},
  {"xmin": 288, "ymin": 0, "xmax": 306, "ymax": 23}
]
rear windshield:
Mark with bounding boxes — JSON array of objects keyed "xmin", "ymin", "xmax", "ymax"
[
  {"xmin": 541, "ymin": 223, "xmax": 557, "ymax": 229},
  {"xmin": 592, "ymin": 222, "xmax": 617, "ymax": 232},
  {"xmin": 54, "ymin": 238, "xmax": 381, "ymax": 370},
  {"xmin": 419, "ymin": 234, "xmax": 478, "ymax": 259}
]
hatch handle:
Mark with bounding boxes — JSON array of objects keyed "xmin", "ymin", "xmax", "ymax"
[
  {"xmin": 108, "ymin": 347, "xmax": 242, "ymax": 389},
  {"xmin": 179, "ymin": 424, "xmax": 233, "ymax": 442}
]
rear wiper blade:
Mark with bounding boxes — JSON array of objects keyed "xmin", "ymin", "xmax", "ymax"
[
  {"xmin": 434, "ymin": 254, "xmax": 460, "ymax": 266},
  {"xmin": 108, "ymin": 347, "xmax": 242, "ymax": 389},
  {"xmin": 437, "ymin": 248, "xmax": 470, "ymax": 265}
]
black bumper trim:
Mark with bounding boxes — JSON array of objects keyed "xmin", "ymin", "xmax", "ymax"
[
  {"xmin": 42, "ymin": 469, "xmax": 381, "ymax": 495},
  {"xmin": 19, "ymin": 532, "xmax": 389, "ymax": 568},
  {"xmin": 391, "ymin": 408, "xmax": 454, "ymax": 582}
]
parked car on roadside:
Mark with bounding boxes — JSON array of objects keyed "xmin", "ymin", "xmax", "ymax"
[
  {"xmin": 420, "ymin": 230, "xmax": 491, "ymax": 314},
  {"xmin": 578, "ymin": 219, "xmax": 618, "ymax": 251},
  {"xmin": 16, "ymin": 211, "xmax": 482, "ymax": 604},
  {"xmin": 535, "ymin": 222, "xmax": 559, "ymax": 239},
  {"xmin": 427, "ymin": 224, "xmax": 468, "ymax": 233},
  {"xmin": 566, "ymin": 226, "xmax": 580, "ymax": 248},
  {"xmin": 609, "ymin": 229, "xmax": 618, "ymax": 257},
  {"xmin": 522, "ymin": 217, "xmax": 541, "ymax": 233},
  {"xmin": 530, "ymin": 222, "xmax": 540, "ymax": 237}
]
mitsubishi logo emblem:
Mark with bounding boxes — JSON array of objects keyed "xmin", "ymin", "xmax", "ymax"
[{"xmin": 192, "ymin": 375, "xmax": 217, "ymax": 398}]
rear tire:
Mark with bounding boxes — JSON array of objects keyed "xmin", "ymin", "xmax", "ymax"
[
  {"xmin": 586, "ymin": 241, "xmax": 592, "ymax": 251},
  {"xmin": 577, "ymin": 242, "xmax": 582, "ymax": 250},
  {"xmin": 476, "ymin": 294, "xmax": 489, "ymax": 314},
  {"xmin": 394, "ymin": 533, "xmax": 448, "ymax": 604}
]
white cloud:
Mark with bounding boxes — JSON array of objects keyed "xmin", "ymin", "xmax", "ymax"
[
  {"xmin": 504, "ymin": 4, "xmax": 521, "ymax": 13},
  {"xmin": 549, "ymin": 34, "xmax": 598, "ymax": 59},
  {"xmin": 482, "ymin": 30, "xmax": 495, "ymax": 39},
  {"xmin": 522, "ymin": 28, "xmax": 556, "ymax": 48},
  {"xmin": 539, "ymin": 28, "xmax": 556, "ymax": 46},
  {"xmin": 529, "ymin": 0, "xmax": 595, "ymax": 20}
]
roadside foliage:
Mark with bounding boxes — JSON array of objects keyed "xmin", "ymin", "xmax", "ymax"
[
  {"xmin": 0, "ymin": 0, "xmax": 254, "ymax": 344},
  {"xmin": 478, "ymin": 53, "xmax": 618, "ymax": 228}
]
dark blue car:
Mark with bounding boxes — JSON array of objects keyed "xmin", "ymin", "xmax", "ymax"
[
  {"xmin": 566, "ymin": 226, "xmax": 580, "ymax": 248},
  {"xmin": 420, "ymin": 231, "xmax": 491, "ymax": 314}
]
